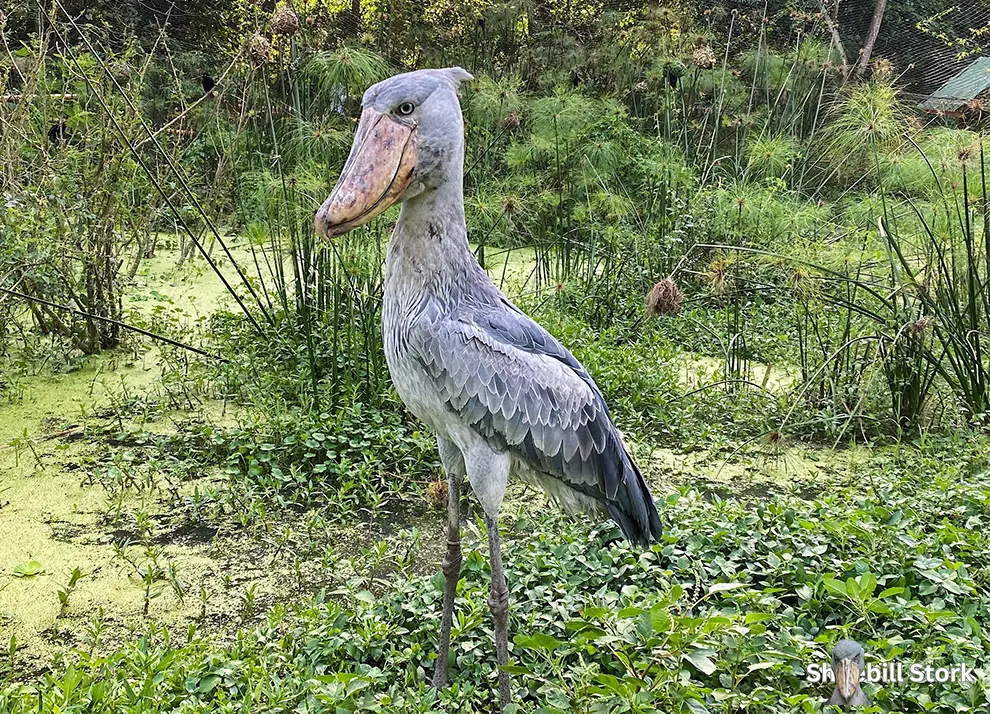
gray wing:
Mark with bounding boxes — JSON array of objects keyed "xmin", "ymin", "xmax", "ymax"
[{"xmin": 412, "ymin": 297, "xmax": 662, "ymax": 544}]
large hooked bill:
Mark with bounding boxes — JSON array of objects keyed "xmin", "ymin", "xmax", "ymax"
[
  {"xmin": 314, "ymin": 107, "xmax": 418, "ymax": 237},
  {"xmin": 834, "ymin": 657, "xmax": 861, "ymax": 700}
]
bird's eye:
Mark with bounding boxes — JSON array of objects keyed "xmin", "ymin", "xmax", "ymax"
[{"xmin": 396, "ymin": 102, "xmax": 415, "ymax": 117}]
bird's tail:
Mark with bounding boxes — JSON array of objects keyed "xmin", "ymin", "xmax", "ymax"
[{"xmin": 606, "ymin": 450, "xmax": 663, "ymax": 546}]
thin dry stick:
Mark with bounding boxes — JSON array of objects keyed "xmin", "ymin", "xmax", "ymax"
[
  {"xmin": 1, "ymin": 93, "xmax": 77, "ymax": 102},
  {"xmin": 0, "ymin": 286, "xmax": 227, "ymax": 361}
]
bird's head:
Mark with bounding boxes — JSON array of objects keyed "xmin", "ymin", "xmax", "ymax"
[
  {"xmin": 831, "ymin": 639, "xmax": 866, "ymax": 700},
  {"xmin": 314, "ymin": 67, "xmax": 472, "ymax": 238}
]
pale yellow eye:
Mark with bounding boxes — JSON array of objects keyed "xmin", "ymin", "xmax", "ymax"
[{"xmin": 396, "ymin": 102, "xmax": 415, "ymax": 117}]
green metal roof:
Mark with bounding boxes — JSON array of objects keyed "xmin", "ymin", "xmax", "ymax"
[{"xmin": 921, "ymin": 56, "xmax": 990, "ymax": 111}]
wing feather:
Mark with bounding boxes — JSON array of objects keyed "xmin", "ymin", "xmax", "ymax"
[{"xmin": 412, "ymin": 301, "xmax": 662, "ymax": 544}]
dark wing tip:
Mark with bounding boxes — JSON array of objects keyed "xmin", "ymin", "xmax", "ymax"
[{"xmin": 606, "ymin": 451, "xmax": 662, "ymax": 546}]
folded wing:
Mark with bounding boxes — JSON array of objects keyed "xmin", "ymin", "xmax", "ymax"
[{"xmin": 412, "ymin": 298, "xmax": 662, "ymax": 544}]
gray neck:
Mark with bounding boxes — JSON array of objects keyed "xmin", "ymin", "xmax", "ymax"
[{"xmin": 387, "ymin": 174, "xmax": 486, "ymax": 306}]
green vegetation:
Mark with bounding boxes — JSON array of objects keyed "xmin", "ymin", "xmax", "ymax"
[
  {"xmin": 2, "ymin": 0, "xmax": 990, "ymax": 712},
  {"xmin": 2, "ymin": 439, "xmax": 989, "ymax": 713}
]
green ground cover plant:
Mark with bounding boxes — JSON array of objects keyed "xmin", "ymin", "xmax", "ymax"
[{"xmin": 2, "ymin": 438, "xmax": 988, "ymax": 713}]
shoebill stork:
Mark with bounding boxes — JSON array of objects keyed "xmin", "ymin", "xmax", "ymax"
[
  {"xmin": 314, "ymin": 67, "xmax": 663, "ymax": 708},
  {"xmin": 828, "ymin": 639, "xmax": 869, "ymax": 708}
]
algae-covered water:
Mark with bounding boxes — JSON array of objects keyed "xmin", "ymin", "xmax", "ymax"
[
  {"xmin": 0, "ymin": 244, "xmax": 260, "ymax": 668},
  {"xmin": 0, "ymin": 352, "xmax": 158, "ymax": 643}
]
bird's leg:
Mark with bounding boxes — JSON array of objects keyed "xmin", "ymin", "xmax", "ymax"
[
  {"xmin": 485, "ymin": 512, "xmax": 511, "ymax": 709},
  {"xmin": 432, "ymin": 471, "xmax": 461, "ymax": 689}
]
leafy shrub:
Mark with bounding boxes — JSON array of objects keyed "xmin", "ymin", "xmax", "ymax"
[{"xmin": 818, "ymin": 82, "xmax": 910, "ymax": 186}]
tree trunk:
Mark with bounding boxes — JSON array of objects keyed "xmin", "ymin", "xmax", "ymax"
[
  {"xmin": 820, "ymin": 1, "xmax": 849, "ymax": 80},
  {"xmin": 855, "ymin": 0, "xmax": 888, "ymax": 80},
  {"xmin": 344, "ymin": 0, "xmax": 361, "ymax": 35}
]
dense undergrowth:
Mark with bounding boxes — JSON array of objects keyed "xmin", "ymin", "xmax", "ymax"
[
  {"xmin": 4, "ymin": 0, "xmax": 989, "ymax": 441},
  {"xmin": 2, "ymin": 437, "xmax": 988, "ymax": 713}
]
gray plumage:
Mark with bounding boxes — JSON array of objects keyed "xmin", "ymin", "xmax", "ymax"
[
  {"xmin": 370, "ymin": 69, "xmax": 661, "ymax": 544},
  {"xmin": 315, "ymin": 66, "xmax": 663, "ymax": 708}
]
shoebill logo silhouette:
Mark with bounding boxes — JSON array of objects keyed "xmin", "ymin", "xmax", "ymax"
[
  {"xmin": 807, "ymin": 637, "xmax": 978, "ymax": 706},
  {"xmin": 827, "ymin": 639, "xmax": 870, "ymax": 707}
]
